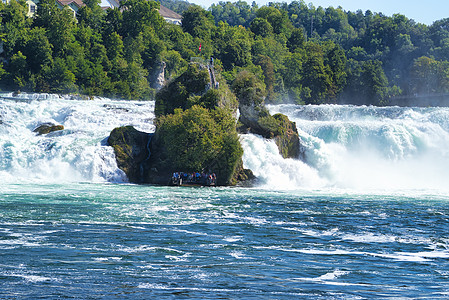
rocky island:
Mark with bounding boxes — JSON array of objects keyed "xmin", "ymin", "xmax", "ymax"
[{"xmin": 108, "ymin": 61, "xmax": 300, "ymax": 186}]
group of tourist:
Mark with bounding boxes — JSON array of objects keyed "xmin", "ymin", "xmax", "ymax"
[{"xmin": 171, "ymin": 172, "xmax": 217, "ymax": 186}]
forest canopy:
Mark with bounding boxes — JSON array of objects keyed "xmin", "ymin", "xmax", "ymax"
[{"xmin": 1, "ymin": 0, "xmax": 449, "ymax": 104}]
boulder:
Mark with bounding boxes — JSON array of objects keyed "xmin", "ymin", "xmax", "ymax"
[
  {"xmin": 272, "ymin": 114, "xmax": 300, "ymax": 159},
  {"xmin": 233, "ymin": 70, "xmax": 300, "ymax": 159},
  {"xmin": 108, "ymin": 126, "xmax": 151, "ymax": 183},
  {"xmin": 238, "ymin": 106, "xmax": 300, "ymax": 159},
  {"xmin": 33, "ymin": 123, "xmax": 64, "ymax": 135}
]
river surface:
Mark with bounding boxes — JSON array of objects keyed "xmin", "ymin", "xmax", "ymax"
[{"xmin": 1, "ymin": 94, "xmax": 448, "ymax": 298}]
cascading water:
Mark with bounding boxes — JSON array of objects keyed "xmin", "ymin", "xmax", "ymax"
[
  {"xmin": 0, "ymin": 93, "xmax": 155, "ymax": 183},
  {"xmin": 242, "ymin": 104, "xmax": 449, "ymax": 191},
  {"xmin": 2, "ymin": 94, "xmax": 449, "ymax": 191}
]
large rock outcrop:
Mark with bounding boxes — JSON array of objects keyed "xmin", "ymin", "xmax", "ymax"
[
  {"xmin": 108, "ymin": 126, "xmax": 151, "ymax": 183},
  {"xmin": 109, "ymin": 62, "xmax": 251, "ymax": 186},
  {"xmin": 271, "ymin": 114, "xmax": 300, "ymax": 159},
  {"xmin": 151, "ymin": 61, "xmax": 166, "ymax": 90}
]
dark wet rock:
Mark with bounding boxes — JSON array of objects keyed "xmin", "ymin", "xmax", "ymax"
[
  {"xmin": 33, "ymin": 123, "xmax": 64, "ymax": 135},
  {"xmin": 103, "ymin": 104, "xmax": 130, "ymax": 112},
  {"xmin": 108, "ymin": 126, "xmax": 151, "ymax": 183},
  {"xmin": 232, "ymin": 160, "xmax": 256, "ymax": 184}
]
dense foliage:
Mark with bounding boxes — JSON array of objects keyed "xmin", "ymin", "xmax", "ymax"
[
  {"xmin": 1, "ymin": 0, "xmax": 449, "ymax": 104},
  {"xmin": 209, "ymin": 1, "xmax": 449, "ymax": 104},
  {"xmin": 152, "ymin": 62, "xmax": 243, "ymax": 185},
  {"xmin": 155, "ymin": 105, "xmax": 243, "ymax": 185}
]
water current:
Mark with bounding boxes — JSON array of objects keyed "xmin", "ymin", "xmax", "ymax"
[{"xmin": 1, "ymin": 94, "xmax": 448, "ymax": 298}]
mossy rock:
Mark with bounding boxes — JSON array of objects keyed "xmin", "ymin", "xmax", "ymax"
[
  {"xmin": 110, "ymin": 65, "xmax": 251, "ymax": 186},
  {"xmin": 108, "ymin": 126, "xmax": 151, "ymax": 183},
  {"xmin": 231, "ymin": 159, "xmax": 256, "ymax": 186},
  {"xmin": 33, "ymin": 123, "xmax": 64, "ymax": 135},
  {"xmin": 155, "ymin": 63, "xmax": 210, "ymax": 117},
  {"xmin": 272, "ymin": 114, "xmax": 300, "ymax": 159},
  {"xmin": 239, "ymin": 108, "xmax": 300, "ymax": 159}
]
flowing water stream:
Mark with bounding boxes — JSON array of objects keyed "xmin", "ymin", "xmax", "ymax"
[{"xmin": 1, "ymin": 94, "xmax": 448, "ymax": 298}]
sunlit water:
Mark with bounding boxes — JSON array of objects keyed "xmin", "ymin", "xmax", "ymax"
[{"xmin": 1, "ymin": 95, "xmax": 449, "ymax": 298}]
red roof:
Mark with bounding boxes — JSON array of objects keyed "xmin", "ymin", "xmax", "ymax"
[
  {"xmin": 57, "ymin": 0, "xmax": 84, "ymax": 8},
  {"xmin": 158, "ymin": 5, "xmax": 181, "ymax": 20}
]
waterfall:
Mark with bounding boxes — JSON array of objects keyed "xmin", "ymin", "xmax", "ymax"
[
  {"xmin": 2, "ymin": 94, "xmax": 449, "ymax": 192},
  {"xmin": 0, "ymin": 94, "xmax": 155, "ymax": 183},
  {"xmin": 242, "ymin": 104, "xmax": 449, "ymax": 191}
]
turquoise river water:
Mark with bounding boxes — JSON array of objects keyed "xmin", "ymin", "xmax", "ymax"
[{"xmin": 1, "ymin": 94, "xmax": 449, "ymax": 298}]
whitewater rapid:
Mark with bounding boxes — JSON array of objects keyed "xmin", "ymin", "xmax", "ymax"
[
  {"xmin": 0, "ymin": 93, "xmax": 155, "ymax": 183},
  {"xmin": 254, "ymin": 104, "xmax": 449, "ymax": 192},
  {"xmin": 1, "ymin": 94, "xmax": 449, "ymax": 192}
]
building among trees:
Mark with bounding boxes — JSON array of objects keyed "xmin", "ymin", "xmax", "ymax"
[{"xmin": 15, "ymin": 0, "xmax": 181, "ymax": 25}]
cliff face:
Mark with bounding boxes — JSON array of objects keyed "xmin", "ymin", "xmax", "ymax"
[{"xmin": 151, "ymin": 61, "xmax": 166, "ymax": 90}]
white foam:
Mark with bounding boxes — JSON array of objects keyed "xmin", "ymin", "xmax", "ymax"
[
  {"xmin": 260, "ymin": 104, "xmax": 449, "ymax": 192},
  {"xmin": 252, "ymin": 245, "xmax": 448, "ymax": 263},
  {"xmin": 241, "ymin": 134, "xmax": 327, "ymax": 190},
  {"xmin": 317, "ymin": 270, "xmax": 350, "ymax": 281},
  {"xmin": 2, "ymin": 272, "xmax": 58, "ymax": 283},
  {"xmin": 137, "ymin": 283, "xmax": 235, "ymax": 292},
  {"xmin": 229, "ymin": 251, "xmax": 246, "ymax": 259},
  {"xmin": 223, "ymin": 236, "xmax": 243, "ymax": 242},
  {"xmin": 0, "ymin": 98, "xmax": 155, "ymax": 183}
]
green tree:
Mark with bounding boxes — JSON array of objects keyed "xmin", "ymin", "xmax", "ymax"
[
  {"xmin": 287, "ymin": 27, "xmax": 305, "ymax": 52},
  {"xmin": 46, "ymin": 7, "xmax": 76, "ymax": 57},
  {"xmin": 209, "ymin": 0, "xmax": 256, "ymax": 27},
  {"xmin": 256, "ymin": 6, "xmax": 290, "ymax": 35},
  {"xmin": 34, "ymin": 0, "xmax": 59, "ymax": 28},
  {"xmin": 1, "ymin": 0, "xmax": 29, "ymax": 58},
  {"xmin": 162, "ymin": 49, "xmax": 188, "ymax": 79},
  {"xmin": 120, "ymin": 0, "xmax": 164, "ymax": 38},
  {"xmin": 300, "ymin": 42, "xmax": 332, "ymax": 104},
  {"xmin": 103, "ymin": 31, "xmax": 124, "ymax": 61},
  {"xmin": 156, "ymin": 105, "xmax": 242, "ymax": 185},
  {"xmin": 215, "ymin": 23, "xmax": 252, "ymax": 70},
  {"xmin": 323, "ymin": 41, "xmax": 347, "ymax": 99},
  {"xmin": 141, "ymin": 27, "xmax": 165, "ymax": 73},
  {"xmin": 23, "ymin": 27, "xmax": 53, "ymax": 74},
  {"xmin": 250, "ymin": 17, "xmax": 273, "ymax": 37},
  {"xmin": 8, "ymin": 51, "xmax": 28, "ymax": 88},
  {"xmin": 410, "ymin": 56, "xmax": 449, "ymax": 94},
  {"xmin": 343, "ymin": 60, "xmax": 390, "ymax": 105},
  {"xmin": 283, "ymin": 51, "xmax": 305, "ymax": 103},
  {"xmin": 232, "ymin": 70, "xmax": 266, "ymax": 106},
  {"xmin": 77, "ymin": 0, "xmax": 105, "ymax": 31},
  {"xmin": 41, "ymin": 57, "xmax": 77, "ymax": 93},
  {"xmin": 254, "ymin": 54, "xmax": 275, "ymax": 101},
  {"xmin": 181, "ymin": 5, "xmax": 215, "ymax": 39}
]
